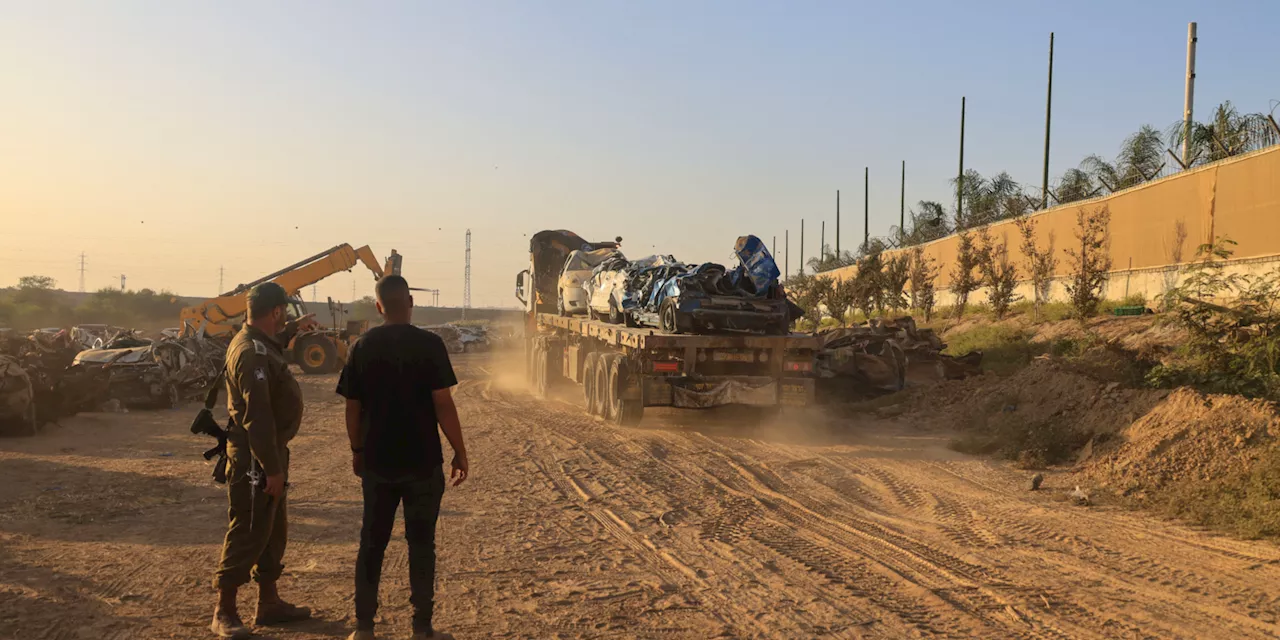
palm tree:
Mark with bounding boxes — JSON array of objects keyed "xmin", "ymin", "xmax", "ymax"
[
  {"xmin": 1053, "ymin": 167, "xmax": 1099, "ymax": 204},
  {"xmin": 1082, "ymin": 124, "xmax": 1166, "ymax": 192},
  {"xmin": 899, "ymin": 201, "xmax": 950, "ymax": 247},
  {"xmin": 951, "ymin": 170, "xmax": 1027, "ymax": 228},
  {"xmin": 1166, "ymin": 100, "xmax": 1279, "ymax": 166}
]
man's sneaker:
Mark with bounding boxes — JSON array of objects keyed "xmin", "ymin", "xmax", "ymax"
[
  {"xmin": 347, "ymin": 631, "xmax": 377, "ymax": 640},
  {"xmin": 253, "ymin": 600, "xmax": 312, "ymax": 626},
  {"xmin": 410, "ymin": 632, "xmax": 455, "ymax": 640},
  {"xmin": 210, "ymin": 611, "xmax": 251, "ymax": 639}
]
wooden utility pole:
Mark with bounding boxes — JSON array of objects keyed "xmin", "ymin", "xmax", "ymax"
[
  {"xmin": 958, "ymin": 96, "xmax": 966, "ymax": 227},
  {"xmin": 1042, "ymin": 32, "xmax": 1054, "ymax": 209},
  {"xmin": 900, "ymin": 160, "xmax": 906, "ymax": 238},
  {"xmin": 1182, "ymin": 22, "xmax": 1198, "ymax": 167},
  {"xmin": 863, "ymin": 167, "xmax": 869, "ymax": 249}
]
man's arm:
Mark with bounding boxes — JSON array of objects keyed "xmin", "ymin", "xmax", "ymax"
[
  {"xmin": 345, "ymin": 398, "xmax": 363, "ymax": 477},
  {"xmin": 336, "ymin": 350, "xmax": 363, "ymax": 478},
  {"xmin": 234, "ymin": 354, "xmax": 284, "ymax": 495},
  {"xmin": 433, "ymin": 387, "xmax": 468, "ymax": 486}
]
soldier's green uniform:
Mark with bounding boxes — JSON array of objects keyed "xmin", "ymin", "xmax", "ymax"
[{"xmin": 213, "ymin": 323, "xmax": 304, "ymax": 589}]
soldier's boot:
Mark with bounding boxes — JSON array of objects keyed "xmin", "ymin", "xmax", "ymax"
[
  {"xmin": 210, "ymin": 588, "xmax": 251, "ymax": 640},
  {"xmin": 253, "ymin": 580, "xmax": 312, "ymax": 626}
]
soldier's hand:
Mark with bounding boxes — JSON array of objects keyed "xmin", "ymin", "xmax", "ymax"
[
  {"xmin": 352, "ymin": 452, "xmax": 364, "ymax": 478},
  {"xmin": 450, "ymin": 453, "xmax": 469, "ymax": 487},
  {"xmin": 264, "ymin": 473, "xmax": 286, "ymax": 497}
]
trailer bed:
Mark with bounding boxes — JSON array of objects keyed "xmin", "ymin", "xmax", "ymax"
[
  {"xmin": 530, "ymin": 313, "xmax": 821, "ymax": 420},
  {"xmin": 536, "ymin": 313, "xmax": 823, "ymax": 351}
]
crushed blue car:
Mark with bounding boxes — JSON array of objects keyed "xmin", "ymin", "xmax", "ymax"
[{"xmin": 590, "ymin": 235, "xmax": 801, "ymax": 335}]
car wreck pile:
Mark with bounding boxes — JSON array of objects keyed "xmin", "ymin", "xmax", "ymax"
[
  {"xmin": 0, "ymin": 326, "xmax": 227, "ymax": 436},
  {"xmin": 585, "ymin": 235, "xmax": 800, "ymax": 335},
  {"xmin": 420, "ymin": 323, "xmax": 496, "ymax": 354},
  {"xmin": 814, "ymin": 316, "xmax": 983, "ymax": 398}
]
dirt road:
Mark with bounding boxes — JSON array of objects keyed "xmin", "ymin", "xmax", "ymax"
[{"xmin": 3, "ymin": 354, "xmax": 1280, "ymax": 639}]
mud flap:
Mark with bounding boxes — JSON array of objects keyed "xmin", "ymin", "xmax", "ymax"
[{"xmin": 672, "ymin": 379, "xmax": 777, "ymax": 408}]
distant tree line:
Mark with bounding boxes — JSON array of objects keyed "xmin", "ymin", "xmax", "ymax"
[{"xmin": 0, "ymin": 276, "xmax": 185, "ymax": 330}]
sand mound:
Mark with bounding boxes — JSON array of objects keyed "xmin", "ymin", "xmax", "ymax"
[
  {"xmin": 1081, "ymin": 389, "xmax": 1280, "ymax": 494},
  {"xmin": 905, "ymin": 359, "xmax": 1166, "ymax": 444}
]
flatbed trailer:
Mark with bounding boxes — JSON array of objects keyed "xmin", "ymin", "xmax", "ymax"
[{"xmin": 527, "ymin": 312, "xmax": 821, "ymax": 425}]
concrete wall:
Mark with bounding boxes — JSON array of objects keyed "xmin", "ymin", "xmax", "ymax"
[{"xmin": 824, "ymin": 145, "xmax": 1280, "ymax": 304}]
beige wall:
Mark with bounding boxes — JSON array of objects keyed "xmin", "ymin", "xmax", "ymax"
[{"xmin": 824, "ymin": 145, "xmax": 1280, "ymax": 303}]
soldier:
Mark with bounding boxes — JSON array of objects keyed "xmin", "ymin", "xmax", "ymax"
[{"xmin": 211, "ymin": 282, "xmax": 311, "ymax": 639}]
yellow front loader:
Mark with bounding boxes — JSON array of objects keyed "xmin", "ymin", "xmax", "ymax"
[{"xmin": 179, "ymin": 244, "xmax": 402, "ymax": 374}]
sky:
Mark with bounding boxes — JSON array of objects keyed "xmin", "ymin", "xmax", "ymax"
[{"xmin": 2, "ymin": 1, "xmax": 1277, "ymax": 309}]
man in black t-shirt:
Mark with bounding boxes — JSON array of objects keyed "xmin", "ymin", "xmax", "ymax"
[{"xmin": 336, "ymin": 275, "xmax": 469, "ymax": 640}]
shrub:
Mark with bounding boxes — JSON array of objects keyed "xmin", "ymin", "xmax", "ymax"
[
  {"xmin": 787, "ymin": 273, "xmax": 830, "ymax": 330},
  {"xmin": 822, "ymin": 277, "xmax": 857, "ymax": 327},
  {"xmin": 950, "ymin": 230, "xmax": 983, "ymax": 318},
  {"xmin": 1064, "ymin": 206, "xmax": 1112, "ymax": 318},
  {"xmin": 882, "ymin": 254, "xmax": 910, "ymax": 313},
  {"xmin": 908, "ymin": 246, "xmax": 939, "ymax": 321},
  {"xmin": 977, "ymin": 227, "xmax": 1021, "ymax": 319},
  {"xmin": 1015, "ymin": 216, "xmax": 1057, "ymax": 321},
  {"xmin": 1152, "ymin": 237, "xmax": 1280, "ymax": 399}
]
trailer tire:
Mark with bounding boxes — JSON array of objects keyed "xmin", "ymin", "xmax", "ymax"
[
  {"xmin": 606, "ymin": 356, "xmax": 644, "ymax": 426},
  {"xmin": 583, "ymin": 352, "xmax": 600, "ymax": 413},
  {"xmin": 534, "ymin": 346, "xmax": 551, "ymax": 399},
  {"xmin": 594, "ymin": 354, "xmax": 615, "ymax": 420}
]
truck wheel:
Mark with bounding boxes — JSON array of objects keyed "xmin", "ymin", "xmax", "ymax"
[
  {"xmin": 297, "ymin": 335, "xmax": 338, "ymax": 375},
  {"xmin": 534, "ymin": 346, "xmax": 550, "ymax": 399},
  {"xmin": 659, "ymin": 298, "xmax": 682, "ymax": 334},
  {"xmin": 594, "ymin": 354, "xmax": 615, "ymax": 420},
  {"xmin": 583, "ymin": 352, "xmax": 600, "ymax": 413},
  {"xmin": 607, "ymin": 356, "xmax": 644, "ymax": 426}
]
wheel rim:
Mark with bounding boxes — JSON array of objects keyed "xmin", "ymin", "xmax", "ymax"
[
  {"xmin": 304, "ymin": 344, "xmax": 327, "ymax": 368},
  {"xmin": 662, "ymin": 303, "xmax": 676, "ymax": 332}
]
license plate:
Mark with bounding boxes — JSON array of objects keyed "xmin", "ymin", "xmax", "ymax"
[
  {"xmin": 713, "ymin": 351, "xmax": 754, "ymax": 362},
  {"xmin": 781, "ymin": 383, "xmax": 809, "ymax": 406}
]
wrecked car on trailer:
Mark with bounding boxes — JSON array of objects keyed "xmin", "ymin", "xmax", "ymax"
[{"xmin": 625, "ymin": 235, "xmax": 796, "ymax": 335}]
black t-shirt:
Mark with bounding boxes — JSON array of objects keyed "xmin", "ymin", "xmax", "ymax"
[{"xmin": 336, "ymin": 324, "xmax": 458, "ymax": 474}]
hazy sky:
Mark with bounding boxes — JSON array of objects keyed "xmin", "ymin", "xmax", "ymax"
[{"xmin": 3, "ymin": 1, "xmax": 1276, "ymax": 308}]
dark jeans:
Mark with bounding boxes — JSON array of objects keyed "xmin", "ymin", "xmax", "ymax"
[{"xmin": 355, "ymin": 465, "xmax": 445, "ymax": 633}]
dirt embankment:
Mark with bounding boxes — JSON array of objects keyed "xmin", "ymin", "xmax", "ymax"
[{"xmin": 896, "ymin": 313, "xmax": 1280, "ymax": 539}]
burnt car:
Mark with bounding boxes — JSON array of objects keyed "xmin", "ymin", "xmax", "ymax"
[
  {"xmin": 71, "ymin": 335, "xmax": 225, "ymax": 409},
  {"xmin": 615, "ymin": 236, "xmax": 797, "ymax": 335}
]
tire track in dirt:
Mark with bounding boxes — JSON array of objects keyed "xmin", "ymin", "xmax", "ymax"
[{"xmin": 460, "ymin": 367, "xmax": 1280, "ymax": 638}]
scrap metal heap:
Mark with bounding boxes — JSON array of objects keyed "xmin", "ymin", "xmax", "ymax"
[
  {"xmin": 72, "ymin": 330, "xmax": 227, "ymax": 410},
  {"xmin": 421, "ymin": 323, "xmax": 495, "ymax": 354},
  {"xmin": 815, "ymin": 316, "xmax": 983, "ymax": 398},
  {"xmin": 0, "ymin": 326, "xmax": 227, "ymax": 435}
]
